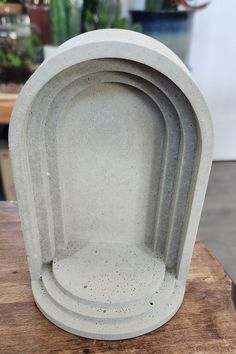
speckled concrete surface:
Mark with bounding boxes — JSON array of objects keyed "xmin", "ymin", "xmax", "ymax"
[{"xmin": 9, "ymin": 29, "xmax": 213, "ymax": 339}]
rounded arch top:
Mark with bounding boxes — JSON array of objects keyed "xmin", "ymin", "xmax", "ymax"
[{"xmin": 9, "ymin": 29, "xmax": 213, "ymax": 154}]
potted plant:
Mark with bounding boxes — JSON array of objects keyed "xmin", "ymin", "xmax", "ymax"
[
  {"xmin": 0, "ymin": 34, "xmax": 42, "ymax": 83},
  {"xmin": 25, "ymin": 0, "xmax": 51, "ymax": 45},
  {"xmin": 130, "ymin": 0, "xmax": 209, "ymax": 62},
  {"xmin": 50, "ymin": 0, "xmax": 84, "ymax": 46},
  {"xmin": 82, "ymin": 0, "xmax": 141, "ymax": 33}
]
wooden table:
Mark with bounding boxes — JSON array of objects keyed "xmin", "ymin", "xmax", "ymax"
[
  {"xmin": 0, "ymin": 202, "xmax": 236, "ymax": 354},
  {"xmin": 0, "ymin": 93, "xmax": 17, "ymax": 124}
]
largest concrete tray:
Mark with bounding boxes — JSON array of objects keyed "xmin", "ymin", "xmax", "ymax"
[{"xmin": 9, "ymin": 29, "xmax": 213, "ymax": 340}]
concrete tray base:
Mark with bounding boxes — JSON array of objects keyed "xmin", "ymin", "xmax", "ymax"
[{"xmin": 32, "ymin": 242, "xmax": 185, "ymax": 339}]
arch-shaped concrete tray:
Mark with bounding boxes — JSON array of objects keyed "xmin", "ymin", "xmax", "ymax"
[{"xmin": 9, "ymin": 29, "xmax": 213, "ymax": 340}]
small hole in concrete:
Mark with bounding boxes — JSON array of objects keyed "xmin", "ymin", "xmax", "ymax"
[
  {"xmin": 149, "ymin": 302, "xmax": 154, "ymax": 305},
  {"xmin": 84, "ymin": 285, "xmax": 87, "ymax": 288}
]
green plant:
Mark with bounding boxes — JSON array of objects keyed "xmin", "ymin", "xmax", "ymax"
[
  {"xmin": 146, "ymin": 0, "xmax": 174, "ymax": 11},
  {"xmin": 50, "ymin": 0, "xmax": 141, "ymax": 45},
  {"xmin": 0, "ymin": 34, "xmax": 42, "ymax": 68},
  {"xmin": 50, "ymin": 0, "xmax": 83, "ymax": 46},
  {"xmin": 68, "ymin": 0, "xmax": 82, "ymax": 38},
  {"xmin": 83, "ymin": 0, "xmax": 141, "ymax": 32},
  {"xmin": 50, "ymin": 0, "xmax": 68, "ymax": 46}
]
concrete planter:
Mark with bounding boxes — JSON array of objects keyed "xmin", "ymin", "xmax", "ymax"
[{"xmin": 9, "ymin": 29, "xmax": 213, "ymax": 340}]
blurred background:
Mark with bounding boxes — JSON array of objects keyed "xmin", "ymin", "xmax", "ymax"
[{"xmin": 0, "ymin": 1, "xmax": 235, "ymax": 282}]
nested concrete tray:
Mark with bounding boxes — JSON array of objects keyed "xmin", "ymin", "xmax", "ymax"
[{"xmin": 9, "ymin": 29, "xmax": 213, "ymax": 340}]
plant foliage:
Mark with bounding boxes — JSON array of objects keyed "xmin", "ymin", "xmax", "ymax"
[
  {"xmin": 0, "ymin": 35, "xmax": 42, "ymax": 68},
  {"xmin": 83, "ymin": 0, "xmax": 141, "ymax": 32}
]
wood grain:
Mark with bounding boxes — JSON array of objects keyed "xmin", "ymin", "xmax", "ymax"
[
  {"xmin": 0, "ymin": 145, "xmax": 16, "ymax": 200},
  {"xmin": 0, "ymin": 202, "xmax": 235, "ymax": 354},
  {"xmin": 0, "ymin": 3, "xmax": 22, "ymax": 15},
  {"xmin": 0, "ymin": 93, "xmax": 17, "ymax": 124}
]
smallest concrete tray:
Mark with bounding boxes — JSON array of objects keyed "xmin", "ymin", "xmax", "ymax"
[{"xmin": 9, "ymin": 29, "xmax": 213, "ymax": 340}]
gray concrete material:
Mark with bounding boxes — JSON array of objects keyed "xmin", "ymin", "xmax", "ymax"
[
  {"xmin": 198, "ymin": 162, "xmax": 236, "ymax": 284},
  {"xmin": 9, "ymin": 29, "xmax": 213, "ymax": 339}
]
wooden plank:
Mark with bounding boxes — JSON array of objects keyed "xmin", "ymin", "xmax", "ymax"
[
  {"xmin": 0, "ymin": 94, "xmax": 17, "ymax": 124},
  {"xmin": 0, "ymin": 3, "xmax": 22, "ymax": 15},
  {"xmin": 0, "ymin": 202, "xmax": 235, "ymax": 354},
  {"xmin": 0, "ymin": 145, "xmax": 16, "ymax": 200}
]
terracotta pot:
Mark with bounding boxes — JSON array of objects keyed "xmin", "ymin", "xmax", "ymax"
[{"xmin": 26, "ymin": 5, "xmax": 51, "ymax": 44}]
